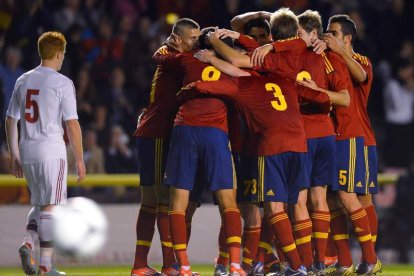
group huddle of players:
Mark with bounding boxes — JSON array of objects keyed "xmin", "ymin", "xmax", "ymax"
[{"xmin": 131, "ymin": 7, "xmax": 382, "ymax": 276}]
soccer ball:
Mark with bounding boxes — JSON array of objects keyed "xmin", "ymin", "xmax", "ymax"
[{"xmin": 53, "ymin": 197, "xmax": 108, "ymax": 258}]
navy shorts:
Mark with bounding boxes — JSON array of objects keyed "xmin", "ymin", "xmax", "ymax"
[
  {"xmin": 236, "ymin": 152, "xmax": 308, "ymax": 204},
  {"xmin": 237, "ymin": 154, "xmax": 257, "ymax": 203},
  {"xmin": 365, "ymin": 145, "xmax": 379, "ymax": 194},
  {"xmin": 333, "ymin": 137, "xmax": 367, "ymax": 194},
  {"xmin": 136, "ymin": 137, "xmax": 169, "ymax": 186},
  {"xmin": 302, "ymin": 136, "xmax": 337, "ymax": 188},
  {"xmin": 164, "ymin": 126, "xmax": 236, "ymax": 192}
]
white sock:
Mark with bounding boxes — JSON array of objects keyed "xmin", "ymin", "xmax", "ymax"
[
  {"xmin": 23, "ymin": 206, "xmax": 40, "ymax": 249},
  {"xmin": 39, "ymin": 211, "xmax": 54, "ymax": 267},
  {"xmin": 230, "ymin": 263, "xmax": 241, "ymax": 269}
]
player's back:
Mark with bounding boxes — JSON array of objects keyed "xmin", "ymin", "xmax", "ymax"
[
  {"xmin": 135, "ymin": 45, "xmax": 183, "ymax": 139},
  {"xmin": 233, "ymin": 75, "xmax": 307, "ymax": 156},
  {"xmin": 298, "ymin": 50, "xmax": 335, "ymax": 138},
  {"xmin": 174, "ymin": 52, "xmax": 229, "ymax": 133},
  {"xmin": 9, "ymin": 66, "xmax": 76, "ymax": 163},
  {"xmin": 351, "ymin": 53, "xmax": 376, "ymax": 145},
  {"xmin": 325, "ymin": 51, "xmax": 364, "ymax": 140}
]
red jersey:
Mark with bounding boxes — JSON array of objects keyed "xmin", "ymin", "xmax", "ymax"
[
  {"xmin": 134, "ymin": 45, "xmax": 182, "ymax": 139},
  {"xmin": 257, "ymin": 39, "xmax": 335, "ymax": 138},
  {"xmin": 187, "ymin": 75, "xmax": 330, "ymax": 156},
  {"xmin": 227, "ymin": 104, "xmax": 246, "ymax": 152},
  {"xmin": 173, "ymin": 52, "xmax": 230, "ymax": 133},
  {"xmin": 298, "ymin": 50, "xmax": 336, "ymax": 138},
  {"xmin": 236, "ymin": 34, "xmax": 260, "ymax": 52},
  {"xmin": 326, "ymin": 51, "xmax": 364, "ymax": 140},
  {"xmin": 352, "ymin": 53, "xmax": 376, "ymax": 146},
  {"xmin": 253, "ymin": 37, "xmax": 306, "ymax": 80}
]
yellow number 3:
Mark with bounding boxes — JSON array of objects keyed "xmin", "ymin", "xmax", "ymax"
[
  {"xmin": 265, "ymin": 83, "xmax": 287, "ymax": 111},
  {"xmin": 201, "ymin": 66, "xmax": 221, "ymax": 81}
]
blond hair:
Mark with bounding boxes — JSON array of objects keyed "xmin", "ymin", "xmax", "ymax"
[
  {"xmin": 298, "ymin": 10, "xmax": 323, "ymax": 38},
  {"xmin": 37, "ymin": 31, "xmax": 67, "ymax": 60},
  {"xmin": 270, "ymin": 8, "xmax": 299, "ymax": 40}
]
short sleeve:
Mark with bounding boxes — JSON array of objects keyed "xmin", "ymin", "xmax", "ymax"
[{"xmin": 61, "ymin": 79, "xmax": 79, "ymax": 121}]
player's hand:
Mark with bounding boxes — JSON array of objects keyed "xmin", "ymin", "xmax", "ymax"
[
  {"xmin": 166, "ymin": 33, "xmax": 184, "ymax": 53},
  {"xmin": 217, "ymin": 28, "xmax": 240, "ymax": 40},
  {"xmin": 311, "ymin": 38, "xmax": 327, "ymax": 54},
  {"xmin": 194, "ymin": 49, "xmax": 216, "ymax": 63},
  {"xmin": 259, "ymin": 11, "xmax": 272, "ymax": 20},
  {"xmin": 250, "ymin": 43, "xmax": 273, "ymax": 67},
  {"xmin": 323, "ymin": 33, "xmax": 343, "ymax": 54},
  {"xmin": 297, "ymin": 78, "xmax": 320, "ymax": 91},
  {"xmin": 207, "ymin": 27, "xmax": 221, "ymax": 44},
  {"xmin": 76, "ymin": 160, "xmax": 86, "ymax": 183},
  {"xmin": 10, "ymin": 155, "xmax": 23, "ymax": 178}
]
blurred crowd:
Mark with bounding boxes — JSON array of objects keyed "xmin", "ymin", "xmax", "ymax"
[{"xmin": 0, "ymin": 0, "xmax": 414, "ymax": 260}]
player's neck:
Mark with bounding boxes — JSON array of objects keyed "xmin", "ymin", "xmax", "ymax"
[
  {"xmin": 40, "ymin": 60, "xmax": 59, "ymax": 71},
  {"xmin": 344, "ymin": 45, "xmax": 355, "ymax": 57}
]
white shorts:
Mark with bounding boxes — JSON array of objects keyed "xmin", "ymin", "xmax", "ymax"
[{"xmin": 22, "ymin": 158, "xmax": 68, "ymax": 206}]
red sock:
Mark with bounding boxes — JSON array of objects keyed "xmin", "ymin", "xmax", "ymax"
[
  {"xmin": 325, "ymin": 232, "xmax": 337, "ymax": 257},
  {"xmin": 269, "ymin": 211, "xmax": 302, "ymax": 270},
  {"xmin": 330, "ymin": 208, "xmax": 352, "ymax": 266},
  {"xmin": 274, "ymin": 238, "xmax": 286, "ymax": 263},
  {"xmin": 216, "ymin": 222, "xmax": 229, "ymax": 266},
  {"xmin": 223, "ymin": 208, "xmax": 242, "ymax": 265},
  {"xmin": 157, "ymin": 204, "xmax": 176, "ymax": 268},
  {"xmin": 311, "ymin": 211, "xmax": 331, "ymax": 263},
  {"xmin": 256, "ymin": 217, "xmax": 273, "ymax": 264},
  {"xmin": 169, "ymin": 211, "xmax": 189, "ymax": 266},
  {"xmin": 133, "ymin": 204, "xmax": 157, "ymax": 269},
  {"xmin": 364, "ymin": 204, "xmax": 378, "ymax": 247},
  {"xmin": 242, "ymin": 226, "xmax": 261, "ymax": 269},
  {"xmin": 293, "ymin": 219, "xmax": 313, "ymax": 268},
  {"xmin": 349, "ymin": 208, "xmax": 377, "ymax": 264}
]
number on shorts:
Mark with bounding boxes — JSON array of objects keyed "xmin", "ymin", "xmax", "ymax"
[
  {"xmin": 339, "ymin": 170, "xmax": 347, "ymax": 186},
  {"xmin": 25, "ymin": 89, "xmax": 40, "ymax": 123},
  {"xmin": 243, "ymin": 179, "xmax": 257, "ymax": 195}
]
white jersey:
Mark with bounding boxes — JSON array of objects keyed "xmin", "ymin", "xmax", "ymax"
[{"xmin": 6, "ymin": 66, "xmax": 78, "ymax": 164}]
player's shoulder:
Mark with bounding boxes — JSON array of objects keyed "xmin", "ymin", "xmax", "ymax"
[
  {"xmin": 154, "ymin": 45, "xmax": 177, "ymax": 56},
  {"xmin": 352, "ymin": 53, "xmax": 371, "ymax": 66}
]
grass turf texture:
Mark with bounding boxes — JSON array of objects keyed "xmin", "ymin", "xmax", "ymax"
[{"xmin": 0, "ymin": 264, "xmax": 413, "ymax": 275}]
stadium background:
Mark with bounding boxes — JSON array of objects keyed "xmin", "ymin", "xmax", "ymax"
[{"xmin": 0, "ymin": 0, "xmax": 414, "ymax": 271}]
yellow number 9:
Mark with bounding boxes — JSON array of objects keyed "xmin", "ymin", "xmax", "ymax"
[
  {"xmin": 201, "ymin": 66, "xmax": 221, "ymax": 81},
  {"xmin": 296, "ymin": 70, "xmax": 312, "ymax": 81}
]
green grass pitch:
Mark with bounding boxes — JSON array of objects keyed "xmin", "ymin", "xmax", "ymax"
[{"xmin": 0, "ymin": 264, "xmax": 413, "ymax": 275}]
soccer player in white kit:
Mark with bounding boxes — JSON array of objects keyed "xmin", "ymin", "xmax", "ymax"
[{"xmin": 5, "ymin": 31, "xmax": 86, "ymax": 276}]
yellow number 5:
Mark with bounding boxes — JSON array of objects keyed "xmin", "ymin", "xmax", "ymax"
[
  {"xmin": 265, "ymin": 83, "xmax": 287, "ymax": 111},
  {"xmin": 339, "ymin": 170, "xmax": 347, "ymax": 186}
]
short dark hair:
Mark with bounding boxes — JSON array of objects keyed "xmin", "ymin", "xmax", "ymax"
[
  {"xmin": 172, "ymin": 18, "xmax": 200, "ymax": 36},
  {"xmin": 298, "ymin": 10, "xmax": 323, "ymax": 38},
  {"xmin": 270, "ymin": 8, "xmax": 299, "ymax": 40},
  {"xmin": 328, "ymin": 14, "xmax": 357, "ymax": 44},
  {"xmin": 244, "ymin": 18, "xmax": 271, "ymax": 36},
  {"xmin": 198, "ymin": 27, "xmax": 234, "ymax": 50}
]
